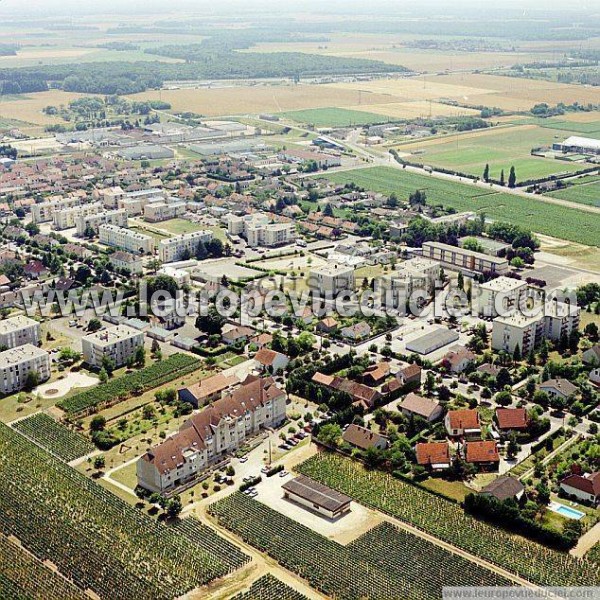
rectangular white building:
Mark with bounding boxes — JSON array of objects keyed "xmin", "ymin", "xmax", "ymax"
[
  {"xmin": 75, "ymin": 209, "xmax": 128, "ymax": 236},
  {"xmin": 227, "ymin": 213, "xmax": 296, "ymax": 247},
  {"xmin": 477, "ymin": 277, "xmax": 528, "ymax": 318},
  {"xmin": 0, "ymin": 344, "xmax": 50, "ymax": 394},
  {"xmin": 53, "ymin": 203, "xmax": 102, "ymax": 230},
  {"xmin": 99, "ymin": 224, "xmax": 155, "ymax": 255},
  {"xmin": 377, "ymin": 257, "xmax": 440, "ymax": 309},
  {"xmin": 143, "ymin": 201, "xmax": 187, "ymax": 223},
  {"xmin": 82, "ymin": 325, "xmax": 145, "ymax": 368},
  {"xmin": 309, "ymin": 263, "xmax": 355, "ymax": 296},
  {"xmin": 158, "ymin": 230, "xmax": 213, "ymax": 263},
  {"xmin": 0, "ymin": 315, "xmax": 41, "ymax": 349},
  {"xmin": 32, "ymin": 196, "xmax": 82, "ymax": 224},
  {"xmin": 421, "ymin": 241, "xmax": 509, "ymax": 276}
]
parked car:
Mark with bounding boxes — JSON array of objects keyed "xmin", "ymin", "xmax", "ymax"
[
  {"xmin": 260, "ymin": 466, "xmax": 270, "ymax": 474},
  {"xmin": 279, "ymin": 443, "xmax": 290, "ymax": 450},
  {"xmin": 288, "ymin": 439, "xmax": 298, "ymax": 447},
  {"xmin": 279, "ymin": 470, "xmax": 289, "ymax": 478},
  {"xmin": 238, "ymin": 456, "xmax": 248, "ymax": 463}
]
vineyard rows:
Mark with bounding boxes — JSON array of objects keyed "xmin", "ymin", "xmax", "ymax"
[
  {"xmin": 0, "ymin": 534, "xmax": 86, "ymax": 600},
  {"xmin": 297, "ymin": 453, "xmax": 600, "ymax": 587},
  {"xmin": 58, "ymin": 353, "xmax": 201, "ymax": 415},
  {"xmin": 12, "ymin": 414, "xmax": 94, "ymax": 462},
  {"xmin": 233, "ymin": 574, "xmax": 309, "ymax": 600},
  {"xmin": 208, "ymin": 492, "xmax": 511, "ymax": 599},
  {"xmin": 0, "ymin": 422, "xmax": 246, "ymax": 600}
]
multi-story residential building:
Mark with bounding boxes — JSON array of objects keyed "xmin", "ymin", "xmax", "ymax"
[
  {"xmin": 421, "ymin": 241, "xmax": 509, "ymax": 276},
  {"xmin": 101, "ymin": 186, "xmax": 126, "ymax": 208},
  {"xmin": 31, "ymin": 196, "xmax": 82, "ymax": 224},
  {"xmin": 137, "ymin": 376, "xmax": 287, "ymax": 493},
  {"xmin": 309, "ymin": 263, "xmax": 355, "ymax": 296},
  {"xmin": 81, "ymin": 325, "xmax": 144, "ymax": 368},
  {"xmin": 491, "ymin": 301, "xmax": 580, "ymax": 354},
  {"xmin": 158, "ymin": 230, "xmax": 213, "ymax": 263},
  {"xmin": 0, "ymin": 315, "xmax": 41, "ymax": 349},
  {"xmin": 477, "ymin": 276, "xmax": 528, "ymax": 318},
  {"xmin": 227, "ymin": 213, "xmax": 296, "ymax": 247},
  {"xmin": 109, "ymin": 250, "xmax": 144, "ymax": 275},
  {"xmin": 143, "ymin": 201, "xmax": 187, "ymax": 223},
  {"xmin": 99, "ymin": 224, "xmax": 155, "ymax": 255},
  {"xmin": 0, "ymin": 344, "xmax": 50, "ymax": 394},
  {"xmin": 53, "ymin": 202, "xmax": 102, "ymax": 230},
  {"xmin": 376, "ymin": 257, "xmax": 440, "ymax": 309},
  {"xmin": 75, "ymin": 209, "xmax": 128, "ymax": 236}
]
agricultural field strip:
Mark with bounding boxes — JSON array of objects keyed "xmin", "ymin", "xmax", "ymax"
[
  {"xmin": 0, "ymin": 533, "xmax": 87, "ymax": 600},
  {"xmin": 321, "ymin": 167, "xmax": 600, "ymax": 247},
  {"xmin": 0, "ymin": 422, "xmax": 249, "ymax": 600},
  {"xmin": 232, "ymin": 574, "xmax": 309, "ymax": 600},
  {"xmin": 296, "ymin": 454, "xmax": 600, "ymax": 587},
  {"xmin": 209, "ymin": 492, "xmax": 512, "ymax": 600},
  {"xmin": 546, "ymin": 178, "xmax": 600, "ymax": 207},
  {"xmin": 12, "ymin": 413, "xmax": 95, "ymax": 462}
]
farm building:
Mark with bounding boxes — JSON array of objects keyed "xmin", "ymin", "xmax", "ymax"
[
  {"xmin": 282, "ymin": 475, "xmax": 352, "ymax": 519},
  {"xmin": 553, "ymin": 136, "xmax": 600, "ymax": 155}
]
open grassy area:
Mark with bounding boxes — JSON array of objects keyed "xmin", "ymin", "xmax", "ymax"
[
  {"xmin": 154, "ymin": 218, "xmax": 206, "ymax": 236},
  {"xmin": 321, "ymin": 166, "xmax": 600, "ymax": 246},
  {"xmin": 281, "ymin": 106, "xmax": 399, "ymax": 127},
  {"xmin": 547, "ymin": 175, "xmax": 600, "ymax": 207},
  {"xmin": 394, "ymin": 124, "xmax": 592, "ymax": 182}
]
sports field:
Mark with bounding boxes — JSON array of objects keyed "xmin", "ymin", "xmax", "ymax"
[
  {"xmin": 547, "ymin": 175, "xmax": 600, "ymax": 207},
  {"xmin": 394, "ymin": 124, "xmax": 592, "ymax": 182},
  {"xmin": 321, "ymin": 166, "xmax": 600, "ymax": 246},
  {"xmin": 281, "ymin": 107, "xmax": 398, "ymax": 127}
]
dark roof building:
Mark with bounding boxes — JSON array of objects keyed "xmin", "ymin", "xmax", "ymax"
[
  {"xmin": 480, "ymin": 476, "xmax": 525, "ymax": 502},
  {"xmin": 282, "ymin": 475, "xmax": 352, "ymax": 519},
  {"xmin": 342, "ymin": 424, "xmax": 388, "ymax": 450}
]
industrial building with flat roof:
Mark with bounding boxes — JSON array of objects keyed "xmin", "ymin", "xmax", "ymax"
[
  {"xmin": 421, "ymin": 241, "xmax": 509, "ymax": 276},
  {"xmin": 406, "ymin": 327, "xmax": 460, "ymax": 355},
  {"xmin": 282, "ymin": 475, "xmax": 352, "ymax": 519}
]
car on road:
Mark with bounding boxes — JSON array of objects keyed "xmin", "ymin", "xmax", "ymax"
[
  {"xmin": 260, "ymin": 466, "xmax": 270, "ymax": 474},
  {"xmin": 279, "ymin": 470, "xmax": 289, "ymax": 478},
  {"xmin": 238, "ymin": 456, "xmax": 248, "ymax": 463}
]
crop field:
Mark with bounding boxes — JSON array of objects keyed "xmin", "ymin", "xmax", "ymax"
[
  {"xmin": 355, "ymin": 100, "xmax": 480, "ymax": 119},
  {"xmin": 233, "ymin": 574, "xmax": 309, "ymax": 600},
  {"xmin": 297, "ymin": 453, "xmax": 600, "ymax": 587},
  {"xmin": 282, "ymin": 107, "xmax": 398, "ymax": 127},
  {"xmin": 0, "ymin": 534, "xmax": 87, "ymax": 600},
  {"xmin": 0, "ymin": 422, "xmax": 248, "ymax": 600},
  {"xmin": 0, "ymin": 90, "xmax": 85, "ymax": 127},
  {"xmin": 209, "ymin": 492, "xmax": 512, "ymax": 600},
  {"xmin": 537, "ymin": 119, "xmax": 600, "ymax": 136},
  {"xmin": 321, "ymin": 166, "xmax": 600, "ymax": 246},
  {"xmin": 547, "ymin": 176, "xmax": 600, "ymax": 207},
  {"xmin": 394, "ymin": 124, "xmax": 591, "ymax": 181},
  {"xmin": 57, "ymin": 353, "xmax": 201, "ymax": 416},
  {"xmin": 12, "ymin": 413, "xmax": 94, "ymax": 462}
]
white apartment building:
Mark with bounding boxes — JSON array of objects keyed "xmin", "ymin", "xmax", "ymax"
[
  {"xmin": 99, "ymin": 224, "xmax": 155, "ymax": 255},
  {"xmin": 227, "ymin": 213, "xmax": 296, "ymax": 247},
  {"xmin": 491, "ymin": 301, "xmax": 580, "ymax": 354},
  {"xmin": 477, "ymin": 277, "xmax": 528, "ymax": 318},
  {"xmin": 101, "ymin": 186, "xmax": 126, "ymax": 208},
  {"xmin": 75, "ymin": 209, "xmax": 128, "ymax": 236},
  {"xmin": 82, "ymin": 325, "xmax": 145, "ymax": 368},
  {"xmin": 158, "ymin": 230, "xmax": 213, "ymax": 263},
  {"xmin": 143, "ymin": 201, "xmax": 187, "ymax": 223},
  {"xmin": 309, "ymin": 263, "xmax": 355, "ymax": 296},
  {"xmin": 0, "ymin": 315, "xmax": 41, "ymax": 349},
  {"xmin": 118, "ymin": 189, "xmax": 165, "ymax": 216},
  {"xmin": 137, "ymin": 376, "xmax": 287, "ymax": 493},
  {"xmin": 53, "ymin": 202, "xmax": 102, "ymax": 230},
  {"xmin": 377, "ymin": 257, "xmax": 440, "ymax": 309},
  {"xmin": 0, "ymin": 344, "xmax": 50, "ymax": 394},
  {"xmin": 32, "ymin": 196, "xmax": 82, "ymax": 224},
  {"xmin": 421, "ymin": 241, "xmax": 509, "ymax": 276},
  {"xmin": 109, "ymin": 250, "xmax": 143, "ymax": 274}
]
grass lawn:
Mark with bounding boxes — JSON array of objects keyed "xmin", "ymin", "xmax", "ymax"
[
  {"xmin": 154, "ymin": 218, "xmax": 205, "ymax": 236},
  {"xmin": 420, "ymin": 477, "xmax": 471, "ymax": 502},
  {"xmin": 320, "ymin": 166, "xmax": 600, "ymax": 247},
  {"xmin": 129, "ymin": 225, "xmax": 170, "ymax": 241},
  {"xmin": 281, "ymin": 107, "xmax": 400, "ymax": 127},
  {"xmin": 393, "ymin": 125, "xmax": 591, "ymax": 182},
  {"xmin": 110, "ymin": 462, "xmax": 138, "ymax": 489}
]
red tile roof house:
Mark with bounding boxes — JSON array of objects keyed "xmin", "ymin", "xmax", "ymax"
[
  {"xmin": 445, "ymin": 409, "xmax": 481, "ymax": 438},
  {"xmin": 23, "ymin": 260, "xmax": 48, "ymax": 280},
  {"xmin": 441, "ymin": 346, "xmax": 476, "ymax": 374},
  {"xmin": 362, "ymin": 362, "xmax": 390, "ymax": 386},
  {"xmin": 560, "ymin": 472, "xmax": 600, "ymax": 506},
  {"xmin": 415, "ymin": 442, "xmax": 451, "ymax": 470},
  {"xmin": 396, "ymin": 363, "xmax": 422, "ymax": 386},
  {"xmin": 464, "ymin": 441, "xmax": 500, "ymax": 471},
  {"xmin": 342, "ymin": 424, "xmax": 388, "ymax": 451},
  {"xmin": 221, "ymin": 325, "xmax": 254, "ymax": 346},
  {"xmin": 311, "ymin": 372, "xmax": 381, "ymax": 410},
  {"xmin": 253, "ymin": 348, "xmax": 289, "ymax": 374},
  {"xmin": 316, "ymin": 317, "xmax": 339, "ymax": 334},
  {"xmin": 494, "ymin": 408, "xmax": 529, "ymax": 434},
  {"xmin": 400, "ymin": 393, "xmax": 444, "ymax": 422}
]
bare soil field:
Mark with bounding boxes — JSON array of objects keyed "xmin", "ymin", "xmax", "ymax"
[
  {"xmin": 0, "ymin": 90, "xmax": 85, "ymax": 126},
  {"xmin": 352, "ymin": 100, "xmax": 480, "ymax": 119}
]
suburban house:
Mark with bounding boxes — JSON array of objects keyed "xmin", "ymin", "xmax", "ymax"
[
  {"xmin": 445, "ymin": 409, "xmax": 481, "ymax": 438},
  {"xmin": 559, "ymin": 472, "xmax": 600, "ymax": 506},
  {"xmin": 178, "ymin": 373, "xmax": 240, "ymax": 408},
  {"xmin": 316, "ymin": 317, "xmax": 339, "ymax": 334},
  {"xmin": 138, "ymin": 376, "xmax": 287, "ymax": 494},
  {"xmin": 476, "ymin": 363, "xmax": 501, "ymax": 378},
  {"xmin": 342, "ymin": 424, "xmax": 388, "ymax": 451},
  {"xmin": 397, "ymin": 363, "xmax": 422, "ymax": 386},
  {"xmin": 589, "ymin": 368, "xmax": 600, "ymax": 387},
  {"xmin": 362, "ymin": 362, "xmax": 390, "ymax": 386},
  {"xmin": 250, "ymin": 332, "xmax": 273, "ymax": 349},
  {"xmin": 464, "ymin": 441, "xmax": 500, "ymax": 470},
  {"xmin": 582, "ymin": 345, "xmax": 600, "ymax": 366},
  {"xmin": 538, "ymin": 378, "xmax": 578, "ymax": 402},
  {"xmin": 399, "ymin": 392, "xmax": 443, "ymax": 422},
  {"xmin": 282, "ymin": 475, "xmax": 352, "ymax": 520},
  {"xmin": 442, "ymin": 346, "xmax": 476, "ymax": 374},
  {"xmin": 340, "ymin": 321, "xmax": 371, "ymax": 342},
  {"xmin": 494, "ymin": 408, "xmax": 529, "ymax": 434},
  {"xmin": 253, "ymin": 348, "xmax": 289, "ymax": 373},
  {"xmin": 415, "ymin": 442, "xmax": 451, "ymax": 470},
  {"xmin": 480, "ymin": 476, "xmax": 525, "ymax": 502},
  {"xmin": 23, "ymin": 260, "xmax": 48, "ymax": 280},
  {"xmin": 311, "ymin": 372, "xmax": 381, "ymax": 410}
]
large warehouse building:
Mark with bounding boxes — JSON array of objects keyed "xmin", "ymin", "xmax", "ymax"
[
  {"xmin": 553, "ymin": 136, "xmax": 600, "ymax": 155},
  {"xmin": 282, "ymin": 475, "xmax": 352, "ymax": 519}
]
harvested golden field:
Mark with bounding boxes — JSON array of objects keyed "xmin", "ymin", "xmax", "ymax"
[
  {"xmin": 0, "ymin": 90, "xmax": 85, "ymax": 126},
  {"xmin": 127, "ymin": 84, "xmax": 395, "ymax": 117},
  {"xmin": 352, "ymin": 100, "xmax": 480, "ymax": 119}
]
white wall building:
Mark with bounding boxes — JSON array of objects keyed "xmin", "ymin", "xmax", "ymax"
[
  {"xmin": 377, "ymin": 257, "xmax": 440, "ymax": 309},
  {"xmin": 0, "ymin": 344, "xmax": 50, "ymax": 394},
  {"xmin": 158, "ymin": 230, "xmax": 213, "ymax": 263},
  {"xmin": 82, "ymin": 325, "xmax": 145, "ymax": 368},
  {"xmin": 99, "ymin": 224, "xmax": 155, "ymax": 255},
  {"xmin": 227, "ymin": 213, "xmax": 296, "ymax": 247},
  {"xmin": 31, "ymin": 195, "xmax": 83, "ymax": 224},
  {"xmin": 477, "ymin": 277, "xmax": 528, "ymax": 318},
  {"xmin": 309, "ymin": 263, "xmax": 355, "ymax": 296},
  {"xmin": 53, "ymin": 202, "xmax": 102, "ymax": 230},
  {"xmin": 143, "ymin": 201, "xmax": 187, "ymax": 223},
  {"xmin": 109, "ymin": 251, "xmax": 144, "ymax": 274},
  {"xmin": 0, "ymin": 315, "xmax": 41, "ymax": 349},
  {"xmin": 421, "ymin": 241, "xmax": 509, "ymax": 276},
  {"xmin": 75, "ymin": 209, "xmax": 128, "ymax": 236}
]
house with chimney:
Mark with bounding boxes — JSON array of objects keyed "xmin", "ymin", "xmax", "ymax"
[{"xmin": 445, "ymin": 409, "xmax": 481, "ymax": 438}]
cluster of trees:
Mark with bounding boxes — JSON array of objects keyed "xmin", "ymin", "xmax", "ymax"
[{"xmin": 0, "ymin": 145, "xmax": 17, "ymax": 160}]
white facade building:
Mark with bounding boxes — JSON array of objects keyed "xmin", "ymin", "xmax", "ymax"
[
  {"xmin": 0, "ymin": 344, "xmax": 50, "ymax": 394},
  {"xmin": 477, "ymin": 277, "xmax": 528, "ymax": 318},
  {"xmin": 309, "ymin": 263, "xmax": 355, "ymax": 296},
  {"xmin": 82, "ymin": 325, "xmax": 145, "ymax": 368},
  {"xmin": 158, "ymin": 230, "xmax": 213, "ymax": 263},
  {"xmin": 227, "ymin": 213, "xmax": 296, "ymax": 247},
  {"xmin": 75, "ymin": 209, "xmax": 128, "ymax": 236},
  {"xmin": 53, "ymin": 203, "xmax": 102, "ymax": 230},
  {"xmin": 0, "ymin": 315, "xmax": 41, "ymax": 349},
  {"xmin": 99, "ymin": 224, "xmax": 155, "ymax": 255}
]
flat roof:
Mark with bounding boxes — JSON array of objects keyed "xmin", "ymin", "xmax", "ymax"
[
  {"xmin": 0, "ymin": 315, "xmax": 38, "ymax": 334},
  {"xmin": 83, "ymin": 324, "xmax": 143, "ymax": 346},
  {"xmin": 480, "ymin": 276, "xmax": 527, "ymax": 292},
  {"xmin": 406, "ymin": 327, "xmax": 459, "ymax": 355},
  {"xmin": 282, "ymin": 475, "xmax": 351, "ymax": 512},
  {"xmin": 423, "ymin": 241, "xmax": 508, "ymax": 265},
  {"xmin": 311, "ymin": 263, "xmax": 354, "ymax": 276},
  {"xmin": 0, "ymin": 344, "xmax": 48, "ymax": 367}
]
